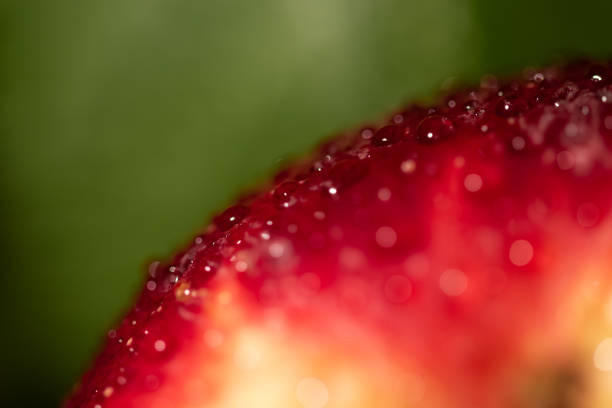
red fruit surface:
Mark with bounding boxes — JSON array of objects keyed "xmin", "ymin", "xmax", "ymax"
[{"xmin": 67, "ymin": 61, "xmax": 612, "ymax": 408}]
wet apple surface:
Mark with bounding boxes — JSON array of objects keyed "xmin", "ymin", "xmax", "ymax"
[{"xmin": 67, "ymin": 61, "xmax": 612, "ymax": 407}]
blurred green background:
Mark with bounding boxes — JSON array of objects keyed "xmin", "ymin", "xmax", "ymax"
[{"xmin": 1, "ymin": 0, "xmax": 612, "ymax": 406}]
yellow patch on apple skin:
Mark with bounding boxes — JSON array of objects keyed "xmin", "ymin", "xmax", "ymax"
[
  {"xmin": 193, "ymin": 219, "xmax": 612, "ymax": 408},
  {"xmin": 172, "ymin": 278, "xmax": 437, "ymax": 408},
  {"xmin": 112, "ymin": 219, "xmax": 612, "ymax": 408}
]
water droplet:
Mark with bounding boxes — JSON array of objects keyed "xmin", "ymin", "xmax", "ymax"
[
  {"xmin": 577, "ymin": 202, "xmax": 599, "ymax": 227},
  {"xmin": 377, "ymin": 187, "xmax": 391, "ymax": 202},
  {"xmin": 553, "ymin": 81, "xmax": 579, "ymax": 102},
  {"xmin": 401, "ymin": 159, "xmax": 417, "ymax": 174},
  {"xmin": 509, "ymin": 239, "xmax": 534, "ymax": 266},
  {"xmin": 313, "ymin": 211, "xmax": 325, "ymax": 220},
  {"xmin": 268, "ymin": 239, "xmax": 288, "ymax": 258},
  {"xmin": 463, "ymin": 100, "xmax": 479, "ymax": 111},
  {"xmin": 338, "ymin": 247, "xmax": 367, "ymax": 269},
  {"xmin": 312, "ymin": 161, "xmax": 325, "ymax": 172},
  {"xmin": 372, "ymin": 125, "xmax": 402, "ymax": 147},
  {"xmin": 416, "ymin": 115, "xmax": 454, "ymax": 143},
  {"xmin": 154, "ymin": 340, "xmax": 166, "ymax": 352},
  {"xmin": 495, "ymin": 96, "xmax": 528, "ymax": 117},
  {"xmin": 464, "ymin": 173, "xmax": 483, "ymax": 192},
  {"xmin": 588, "ymin": 65, "xmax": 609, "ymax": 84},
  {"xmin": 384, "ymin": 275, "xmax": 413, "ymax": 303},
  {"xmin": 360, "ymin": 128, "xmax": 374, "ymax": 140},
  {"xmin": 556, "ymin": 150, "xmax": 575, "ymax": 170},
  {"xmin": 214, "ymin": 205, "xmax": 248, "ymax": 231},
  {"xmin": 375, "ymin": 226, "xmax": 397, "ymax": 248},
  {"xmin": 512, "ymin": 136, "xmax": 526, "ymax": 150},
  {"xmin": 273, "ymin": 181, "xmax": 299, "ymax": 209},
  {"xmin": 439, "ymin": 269, "xmax": 468, "ymax": 296},
  {"xmin": 327, "ymin": 159, "xmax": 369, "ymax": 192},
  {"xmin": 581, "ymin": 105, "xmax": 590, "ymax": 116},
  {"xmin": 148, "ymin": 261, "xmax": 160, "ymax": 278},
  {"xmin": 533, "ymin": 72, "xmax": 545, "ymax": 82},
  {"xmin": 565, "ymin": 122, "xmax": 579, "ymax": 139}
]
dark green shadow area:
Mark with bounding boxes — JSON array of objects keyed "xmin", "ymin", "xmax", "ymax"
[
  {"xmin": 1, "ymin": 1, "xmax": 612, "ymax": 406},
  {"xmin": 473, "ymin": 0, "xmax": 612, "ymax": 74}
]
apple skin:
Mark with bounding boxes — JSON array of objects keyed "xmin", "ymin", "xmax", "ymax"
[{"xmin": 67, "ymin": 61, "xmax": 612, "ymax": 408}]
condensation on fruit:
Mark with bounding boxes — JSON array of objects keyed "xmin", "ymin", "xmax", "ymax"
[{"xmin": 67, "ymin": 61, "xmax": 612, "ymax": 408}]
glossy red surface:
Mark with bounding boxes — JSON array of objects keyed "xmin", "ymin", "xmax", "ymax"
[{"xmin": 67, "ymin": 61, "xmax": 612, "ymax": 408}]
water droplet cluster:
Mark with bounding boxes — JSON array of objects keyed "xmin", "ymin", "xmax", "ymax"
[{"xmin": 67, "ymin": 61, "xmax": 612, "ymax": 408}]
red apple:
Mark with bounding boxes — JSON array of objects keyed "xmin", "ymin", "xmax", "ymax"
[{"xmin": 66, "ymin": 61, "xmax": 612, "ymax": 408}]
